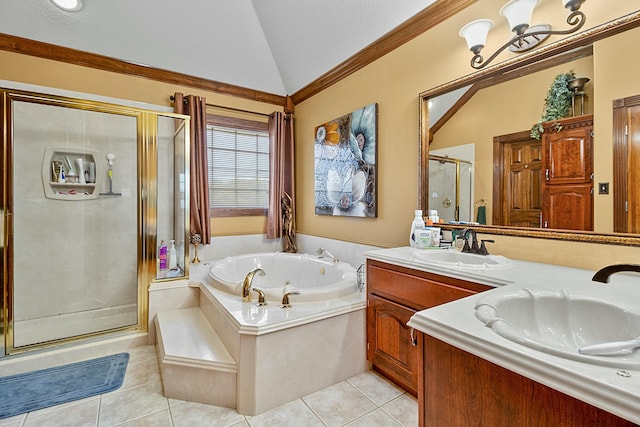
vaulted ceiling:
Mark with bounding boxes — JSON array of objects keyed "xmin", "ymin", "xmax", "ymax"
[{"xmin": 0, "ymin": 0, "xmax": 438, "ymax": 98}]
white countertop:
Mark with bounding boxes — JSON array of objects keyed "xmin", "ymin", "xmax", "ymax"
[{"xmin": 365, "ymin": 246, "xmax": 640, "ymax": 424}]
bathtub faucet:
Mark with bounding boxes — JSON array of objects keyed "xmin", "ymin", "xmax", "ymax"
[
  {"xmin": 317, "ymin": 248, "xmax": 339, "ymax": 263},
  {"xmin": 242, "ymin": 268, "xmax": 265, "ymax": 302}
]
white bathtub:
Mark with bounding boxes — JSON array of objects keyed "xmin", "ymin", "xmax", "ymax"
[{"xmin": 206, "ymin": 252, "xmax": 358, "ymax": 302}]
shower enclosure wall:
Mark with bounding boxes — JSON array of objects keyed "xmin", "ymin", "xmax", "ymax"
[
  {"xmin": 0, "ymin": 88, "xmax": 189, "ymax": 356},
  {"xmin": 428, "ymin": 155, "xmax": 473, "ymax": 223}
]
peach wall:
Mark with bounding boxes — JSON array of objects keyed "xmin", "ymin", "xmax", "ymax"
[
  {"xmin": 3, "ymin": 1, "xmax": 640, "ymax": 270},
  {"xmin": 294, "ymin": 1, "xmax": 640, "ymax": 269}
]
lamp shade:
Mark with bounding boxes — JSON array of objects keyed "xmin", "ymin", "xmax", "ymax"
[
  {"xmin": 562, "ymin": 0, "xmax": 586, "ymax": 11},
  {"xmin": 50, "ymin": 0, "xmax": 83, "ymax": 11},
  {"xmin": 459, "ymin": 19, "xmax": 495, "ymax": 54},
  {"xmin": 500, "ymin": 0, "xmax": 538, "ymax": 34}
]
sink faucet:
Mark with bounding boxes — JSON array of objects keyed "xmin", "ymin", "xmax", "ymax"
[
  {"xmin": 461, "ymin": 228, "xmax": 494, "ymax": 255},
  {"xmin": 242, "ymin": 268, "xmax": 265, "ymax": 302},
  {"xmin": 317, "ymin": 247, "xmax": 339, "ymax": 262},
  {"xmin": 592, "ymin": 264, "xmax": 640, "ymax": 283}
]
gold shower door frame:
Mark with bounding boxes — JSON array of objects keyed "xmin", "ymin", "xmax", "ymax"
[{"xmin": 0, "ymin": 88, "xmax": 190, "ymax": 355}]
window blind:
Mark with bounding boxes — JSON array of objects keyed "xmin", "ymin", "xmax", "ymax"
[{"xmin": 207, "ymin": 125, "xmax": 270, "ymax": 209}]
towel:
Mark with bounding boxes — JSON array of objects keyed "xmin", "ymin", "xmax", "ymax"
[{"xmin": 476, "ymin": 205, "xmax": 487, "ymax": 225}]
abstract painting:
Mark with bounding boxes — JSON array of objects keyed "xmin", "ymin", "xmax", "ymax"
[{"xmin": 314, "ymin": 103, "xmax": 377, "ymax": 217}]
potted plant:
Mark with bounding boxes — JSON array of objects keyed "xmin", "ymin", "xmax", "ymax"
[{"xmin": 530, "ymin": 71, "xmax": 576, "ymax": 140}]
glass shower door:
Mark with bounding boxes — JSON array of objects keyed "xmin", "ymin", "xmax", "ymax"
[{"xmin": 9, "ymin": 97, "xmax": 140, "ymax": 349}]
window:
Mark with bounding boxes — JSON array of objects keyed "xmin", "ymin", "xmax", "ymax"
[{"xmin": 206, "ymin": 115, "xmax": 270, "ymax": 217}]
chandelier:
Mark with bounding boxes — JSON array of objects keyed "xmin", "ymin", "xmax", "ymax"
[{"xmin": 459, "ymin": 0, "xmax": 587, "ymax": 70}]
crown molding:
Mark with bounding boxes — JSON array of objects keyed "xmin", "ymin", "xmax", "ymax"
[{"xmin": 0, "ymin": 32, "xmax": 286, "ymax": 106}]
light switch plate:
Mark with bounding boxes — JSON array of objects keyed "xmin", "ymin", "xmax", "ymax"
[{"xmin": 598, "ymin": 182, "xmax": 609, "ymax": 194}]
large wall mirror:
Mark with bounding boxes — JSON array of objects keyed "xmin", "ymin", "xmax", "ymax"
[{"xmin": 419, "ymin": 11, "xmax": 640, "ymax": 246}]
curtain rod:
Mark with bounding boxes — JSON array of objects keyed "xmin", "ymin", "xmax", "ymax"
[{"xmin": 169, "ymin": 95, "xmax": 271, "ymax": 118}]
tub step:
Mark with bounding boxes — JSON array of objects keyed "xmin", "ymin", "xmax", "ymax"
[{"xmin": 155, "ymin": 307, "xmax": 237, "ymax": 408}]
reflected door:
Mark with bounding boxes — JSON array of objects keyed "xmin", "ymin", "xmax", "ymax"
[
  {"xmin": 494, "ymin": 131, "xmax": 542, "ymax": 227},
  {"xmin": 614, "ymin": 95, "xmax": 640, "ymax": 233}
]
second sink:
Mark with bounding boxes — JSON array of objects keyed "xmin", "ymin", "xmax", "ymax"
[{"xmin": 475, "ymin": 288, "xmax": 640, "ymax": 368}]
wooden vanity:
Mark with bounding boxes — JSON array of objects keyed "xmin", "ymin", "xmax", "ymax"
[
  {"xmin": 365, "ymin": 249, "xmax": 640, "ymax": 426},
  {"xmin": 366, "ymin": 259, "xmax": 490, "ymax": 394}
]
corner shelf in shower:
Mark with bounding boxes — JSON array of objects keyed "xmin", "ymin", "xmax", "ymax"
[{"xmin": 42, "ymin": 148, "xmax": 101, "ymax": 201}]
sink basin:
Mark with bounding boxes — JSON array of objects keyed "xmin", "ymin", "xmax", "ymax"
[
  {"xmin": 475, "ymin": 288, "xmax": 640, "ymax": 368},
  {"xmin": 411, "ymin": 250, "xmax": 512, "ymax": 270}
]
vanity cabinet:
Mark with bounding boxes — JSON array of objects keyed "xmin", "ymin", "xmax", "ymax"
[
  {"xmin": 541, "ymin": 114, "xmax": 593, "ymax": 230},
  {"xmin": 366, "ymin": 260, "xmax": 490, "ymax": 395},
  {"xmin": 420, "ymin": 334, "xmax": 635, "ymax": 427}
]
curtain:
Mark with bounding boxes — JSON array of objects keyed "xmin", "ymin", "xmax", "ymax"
[
  {"xmin": 267, "ymin": 107, "xmax": 296, "ymax": 243},
  {"xmin": 173, "ymin": 92, "xmax": 211, "ymax": 245}
]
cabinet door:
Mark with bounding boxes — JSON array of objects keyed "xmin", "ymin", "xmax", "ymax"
[
  {"xmin": 542, "ymin": 183, "xmax": 593, "ymax": 230},
  {"xmin": 367, "ymin": 294, "xmax": 420, "ymax": 395},
  {"xmin": 543, "ymin": 122, "xmax": 593, "ymax": 185}
]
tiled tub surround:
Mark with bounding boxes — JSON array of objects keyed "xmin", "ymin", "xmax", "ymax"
[
  {"xmin": 153, "ymin": 258, "xmax": 368, "ymax": 416},
  {"xmin": 366, "ymin": 247, "xmax": 640, "ymax": 425}
]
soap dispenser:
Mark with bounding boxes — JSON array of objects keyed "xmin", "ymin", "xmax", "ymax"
[
  {"xmin": 168, "ymin": 240, "xmax": 177, "ymax": 270},
  {"xmin": 409, "ymin": 210, "xmax": 425, "ymax": 248}
]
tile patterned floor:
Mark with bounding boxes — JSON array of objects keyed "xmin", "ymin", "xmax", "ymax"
[{"xmin": 0, "ymin": 346, "xmax": 418, "ymax": 427}]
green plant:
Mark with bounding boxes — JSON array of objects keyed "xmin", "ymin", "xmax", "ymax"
[{"xmin": 530, "ymin": 71, "xmax": 576, "ymax": 139}]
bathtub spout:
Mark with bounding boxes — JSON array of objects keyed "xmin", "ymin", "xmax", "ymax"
[
  {"xmin": 317, "ymin": 248, "xmax": 339, "ymax": 263},
  {"xmin": 242, "ymin": 268, "xmax": 265, "ymax": 302}
]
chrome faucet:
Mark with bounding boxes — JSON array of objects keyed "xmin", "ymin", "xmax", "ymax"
[
  {"xmin": 461, "ymin": 228, "xmax": 494, "ymax": 255},
  {"xmin": 592, "ymin": 264, "xmax": 640, "ymax": 283},
  {"xmin": 317, "ymin": 247, "xmax": 339, "ymax": 262},
  {"xmin": 242, "ymin": 268, "xmax": 265, "ymax": 302}
]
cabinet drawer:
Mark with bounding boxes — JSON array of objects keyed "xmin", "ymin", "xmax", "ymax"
[{"xmin": 368, "ymin": 263, "xmax": 478, "ymax": 310}]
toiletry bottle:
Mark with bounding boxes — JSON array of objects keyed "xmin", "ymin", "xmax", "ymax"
[
  {"xmin": 409, "ymin": 210, "xmax": 425, "ymax": 248},
  {"xmin": 58, "ymin": 165, "xmax": 65, "ymax": 183},
  {"xmin": 159, "ymin": 240, "xmax": 167, "ymax": 271},
  {"xmin": 168, "ymin": 240, "xmax": 177, "ymax": 270}
]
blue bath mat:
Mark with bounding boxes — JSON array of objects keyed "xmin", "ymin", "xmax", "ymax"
[{"xmin": 0, "ymin": 352, "xmax": 129, "ymax": 419}]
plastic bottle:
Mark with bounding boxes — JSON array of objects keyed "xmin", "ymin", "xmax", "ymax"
[
  {"xmin": 158, "ymin": 240, "xmax": 167, "ymax": 271},
  {"xmin": 169, "ymin": 240, "xmax": 177, "ymax": 270},
  {"xmin": 409, "ymin": 210, "xmax": 425, "ymax": 248}
]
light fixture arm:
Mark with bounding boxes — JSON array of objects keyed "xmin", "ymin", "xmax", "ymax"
[{"xmin": 470, "ymin": 10, "xmax": 586, "ymax": 69}]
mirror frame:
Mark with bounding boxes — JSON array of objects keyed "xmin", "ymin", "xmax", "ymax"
[{"xmin": 419, "ymin": 11, "xmax": 640, "ymax": 247}]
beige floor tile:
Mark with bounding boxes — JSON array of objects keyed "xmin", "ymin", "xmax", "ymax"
[
  {"xmin": 169, "ymin": 401, "xmax": 245, "ymax": 427},
  {"xmin": 116, "ymin": 409, "xmax": 173, "ymax": 427},
  {"xmin": 22, "ymin": 398, "xmax": 99, "ymax": 427},
  {"xmin": 99, "ymin": 381, "xmax": 169, "ymax": 426},
  {"xmin": 230, "ymin": 421, "xmax": 250, "ymax": 427},
  {"xmin": 0, "ymin": 413, "xmax": 25, "ymax": 427},
  {"xmin": 245, "ymin": 399, "xmax": 323, "ymax": 427},
  {"xmin": 344, "ymin": 408, "xmax": 402, "ymax": 426},
  {"xmin": 347, "ymin": 371, "xmax": 404, "ymax": 406},
  {"xmin": 126, "ymin": 345, "xmax": 158, "ymax": 364},
  {"xmin": 302, "ymin": 381, "xmax": 376, "ymax": 427},
  {"xmin": 121, "ymin": 357, "xmax": 161, "ymax": 390},
  {"xmin": 382, "ymin": 394, "xmax": 418, "ymax": 427}
]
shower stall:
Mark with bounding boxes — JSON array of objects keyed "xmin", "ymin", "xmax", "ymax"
[
  {"xmin": 0, "ymin": 88, "xmax": 189, "ymax": 356},
  {"xmin": 428, "ymin": 155, "xmax": 473, "ymax": 223}
]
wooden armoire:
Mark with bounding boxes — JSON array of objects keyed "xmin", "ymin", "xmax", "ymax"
[{"xmin": 541, "ymin": 114, "xmax": 594, "ymax": 230}]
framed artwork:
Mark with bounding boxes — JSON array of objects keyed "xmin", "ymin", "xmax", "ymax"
[{"xmin": 314, "ymin": 103, "xmax": 377, "ymax": 217}]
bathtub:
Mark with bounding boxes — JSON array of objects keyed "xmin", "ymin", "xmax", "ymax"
[
  {"xmin": 206, "ymin": 252, "xmax": 358, "ymax": 302},
  {"xmin": 185, "ymin": 252, "xmax": 367, "ymax": 414}
]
